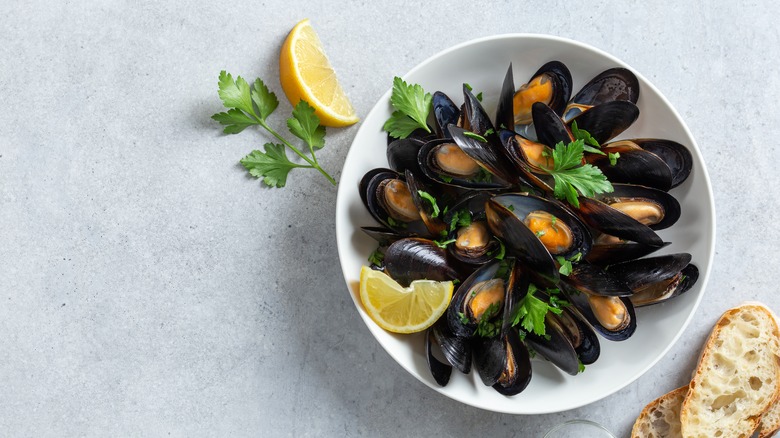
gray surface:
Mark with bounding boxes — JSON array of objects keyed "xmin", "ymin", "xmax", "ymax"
[{"xmin": 1, "ymin": 0, "xmax": 777, "ymax": 436}]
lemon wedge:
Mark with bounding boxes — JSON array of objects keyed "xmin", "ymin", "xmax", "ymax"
[
  {"xmin": 279, "ymin": 19, "xmax": 359, "ymax": 127},
  {"xmin": 359, "ymin": 266, "xmax": 453, "ymax": 334}
]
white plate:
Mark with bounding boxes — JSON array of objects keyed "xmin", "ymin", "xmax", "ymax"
[{"xmin": 335, "ymin": 34, "xmax": 715, "ymax": 414}]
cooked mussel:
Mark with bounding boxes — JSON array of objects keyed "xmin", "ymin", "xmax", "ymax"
[
  {"xmin": 513, "ymin": 61, "xmax": 573, "ymax": 126},
  {"xmin": 590, "ymin": 184, "xmax": 681, "ymax": 231},
  {"xmin": 405, "ymin": 170, "xmax": 447, "ymax": 237},
  {"xmin": 433, "ymin": 91, "xmax": 461, "ymax": 138},
  {"xmin": 425, "ymin": 328, "xmax": 452, "ymax": 386},
  {"xmin": 562, "ymin": 280, "xmax": 637, "ymax": 341},
  {"xmin": 473, "ymin": 329, "xmax": 532, "ymax": 395},
  {"xmin": 618, "ymin": 139, "xmax": 693, "ymax": 189},
  {"xmin": 387, "ymin": 137, "xmax": 425, "ymax": 176},
  {"xmin": 575, "ymin": 196, "xmax": 664, "ymax": 247},
  {"xmin": 486, "ymin": 193, "xmax": 592, "ymax": 283},
  {"xmin": 562, "ymin": 67, "xmax": 640, "ymax": 122},
  {"xmin": 587, "ymin": 140, "xmax": 674, "ymax": 191},
  {"xmin": 418, "ymin": 134, "xmax": 513, "ymax": 189},
  {"xmin": 607, "ymin": 253, "xmax": 699, "ymax": 307},
  {"xmin": 360, "ymin": 168, "xmax": 429, "ymax": 234},
  {"xmin": 585, "ymin": 241, "xmax": 669, "ymax": 266},
  {"xmin": 567, "ymin": 100, "xmax": 640, "ymax": 144},
  {"xmin": 495, "ymin": 64, "xmax": 515, "ymax": 134},
  {"xmin": 384, "ymin": 237, "xmax": 460, "ymax": 287},
  {"xmin": 532, "ymin": 102, "xmax": 574, "ymax": 148}
]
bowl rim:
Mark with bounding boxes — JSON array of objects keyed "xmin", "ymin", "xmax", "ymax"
[{"xmin": 335, "ymin": 32, "xmax": 716, "ymax": 414}]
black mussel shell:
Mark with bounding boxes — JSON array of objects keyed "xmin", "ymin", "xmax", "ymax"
[
  {"xmin": 433, "ymin": 91, "xmax": 460, "ymax": 139},
  {"xmin": 406, "ymin": 170, "xmax": 447, "ymax": 237},
  {"xmin": 589, "ymin": 142, "xmax": 673, "ymax": 191},
  {"xmin": 576, "ymin": 197, "xmax": 664, "ymax": 247},
  {"xmin": 585, "ymin": 241, "xmax": 670, "ymax": 266},
  {"xmin": 387, "ymin": 138, "xmax": 425, "ymax": 176},
  {"xmin": 418, "ymin": 137, "xmax": 512, "ymax": 189},
  {"xmin": 360, "ymin": 168, "xmax": 429, "ymax": 235},
  {"xmin": 563, "ymin": 263, "xmax": 633, "ymax": 297},
  {"xmin": 386, "ymin": 128, "xmax": 436, "ymax": 146},
  {"xmin": 632, "ymin": 139, "xmax": 693, "ymax": 188},
  {"xmin": 495, "ymin": 64, "xmax": 515, "ymax": 134},
  {"xmin": 567, "ymin": 309, "xmax": 601, "ymax": 365},
  {"xmin": 524, "ymin": 311, "xmax": 580, "ymax": 375},
  {"xmin": 513, "ymin": 61, "xmax": 573, "ymax": 128},
  {"xmin": 431, "ymin": 318, "xmax": 472, "ymax": 374},
  {"xmin": 500, "ymin": 131, "xmax": 556, "ymax": 194},
  {"xmin": 426, "ymin": 328, "xmax": 452, "ymax": 386},
  {"xmin": 569, "ymin": 100, "xmax": 640, "ymax": 145},
  {"xmin": 473, "ymin": 336, "xmax": 505, "ymax": 386},
  {"xmin": 491, "ymin": 193, "xmax": 592, "ymax": 259},
  {"xmin": 492, "ymin": 330, "xmax": 532, "ymax": 396},
  {"xmin": 463, "ymin": 85, "xmax": 497, "ymax": 140},
  {"xmin": 360, "ymin": 226, "xmax": 412, "ymax": 247},
  {"xmin": 448, "ymin": 125, "xmax": 517, "ymax": 186},
  {"xmin": 384, "ymin": 238, "xmax": 460, "ymax": 287},
  {"xmin": 607, "ymin": 253, "xmax": 692, "ymax": 290},
  {"xmin": 532, "ymin": 102, "xmax": 573, "ymax": 147},
  {"xmin": 590, "ymin": 184, "xmax": 681, "ymax": 231},
  {"xmin": 563, "ymin": 67, "xmax": 640, "ymax": 121},
  {"xmin": 563, "ymin": 284, "xmax": 637, "ymax": 341},
  {"xmin": 629, "ymin": 263, "xmax": 699, "ymax": 308}
]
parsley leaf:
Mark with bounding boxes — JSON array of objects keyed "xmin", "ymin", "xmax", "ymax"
[
  {"xmin": 510, "ymin": 284, "xmax": 569, "ymax": 336},
  {"xmin": 570, "ymin": 120, "xmax": 600, "ymax": 148},
  {"xmin": 448, "ymin": 209, "xmax": 472, "ymax": 233},
  {"xmin": 578, "ymin": 359, "xmax": 586, "ymax": 373},
  {"xmin": 556, "ymin": 252, "xmax": 582, "ymax": 276},
  {"xmin": 457, "ymin": 312, "xmax": 470, "ymax": 325},
  {"xmin": 368, "ymin": 248, "xmax": 384, "ymax": 266},
  {"xmin": 287, "ymin": 100, "xmax": 325, "ymax": 152},
  {"xmin": 240, "ymin": 144, "xmax": 307, "ymax": 188},
  {"xmin": 474, "ymin": 168, "xmax": 493, "ymax": 183},
  {"xmin": 417, "ymin": 190, "xmax": 440, "ymax": 218},
  {"xmin": 383, "ymin": 77, "xmax": 432, "ymax": 139},
  {"xmin": 609, "ymin": 152, "xmax": 620, "ymax": 166},
  {"xmin": 544, "ymin": 139, "xmax": 613, "ymax": 208},
  {"xmin": 213, "ymin": 71, "xmax": 336, "ymax": 187}
]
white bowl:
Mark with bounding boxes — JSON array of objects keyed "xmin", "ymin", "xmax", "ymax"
[{"xmin": 335, "ymin": 34, "xmax": 715, "ymax": 414}]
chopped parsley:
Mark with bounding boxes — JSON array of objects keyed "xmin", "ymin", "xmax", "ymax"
[
  {"xmin": 463, "ymin": 131, "xmax": 488, "ymax": 143},
  {"xmin": 475, "ymin": 302, "xmax": 502, "ymax": 338},
  {"xmin": 609, "ymin": 152, "xmax": 620, "ymax": 166},
  {"xmin": 368, "ymin": 248, "xmax": 385, "ymax": 266},
  {"xmin": 556, "ymin": 252, "xmax": 582, "ymax": 276},
  {"xmin": 417, "ymin": 190, "xmax": 440, "ymax": 218}
]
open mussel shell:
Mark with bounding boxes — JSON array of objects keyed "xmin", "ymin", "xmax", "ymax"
[
  {"xmin": 590, "ymin": 184, "xmax": 681, "ymax": 231},
  {"xmin": 532, "ymin": 102, "xmax": 573, "ymax": 147},
  {"xmin": 360, "ymin": 226, "xmax": 413, "ymax": 247},
  {"xmin": 433, "ymin": 91, "xmax": 461, "ymax": 139},
  {"xmin": 585, "ymin": 241, "xmax": 670, "ymax": 266},
  {"xmin": 359, "ymin": 168, "xmax": 428, "ymax": 235},
  {"xmin": 576, "ymin": 196, "xmax": 664, "ymax": 247},
  {"xmin": 562, "ymin": 283, "xmax": 637, "ymax": 341},
  {"xmin": 431, "ymin": 318, "xmax": 472, "ymax": 374},
  {"xmin": 425, "ymin": 328, "xmax": 452, "ymax": 386},
  {"xmin": 588, "ymin": 141, "xmax": 673, "ymax": 191},
  {"xmin": 405, "ymin": 170, "xmax": 447, "ymax": 237},
  {"xmin": 524, "ymin": 310, "xmax": 580, "ymax": 376},
  {"xmin": 487, "ymin": 193, "xmax": 592, "ymax": 283},
  {"xmin": 441, "ymin": 192, "xmax": 500, "ymax": 266},
  {"xmin": 631, "ymin": 139, "xmax": 693, "ymax": 188},
  {"xmin": 473, "ymin": 329, "xmax": 532, "ymax": 395},
  {"xmin": 563, "ymin": 263, "xmax": 634, "ymax": 297},
  {"xmin": 418, "ymin": 136, "xmax": 512, "ymax": 190},
  {"xmin": 563, "ymin": 307, "xmax": 601, "ymax": 365},
  {"xmin": 495, "ymin": 63, "xmax": 516, "ymax": 134},
  {"xmin": 463, "ymin": 84, "xmax": 498, "ymax": 142},
  {"xmin": 568, "ymin": 100, "xmax": 640, "ymax": 145},
  {"xmin": 513, "ymin": 61, "xmax": 573, "ymax": 127},
  {"xmin": 384, "ymin": 237, "xmax": 460, "ymax": 287},
  {"xmin": 563, "ymin": 67, "xmax": 640, "ymax": 122},
  {"xmin": 446, "ymin": 259, "xmax": 517, "ymax": 338},
  {"xmin": 500, "ymin": 130, "xmax": 556, "ymax": 194},
  {"xmin": 387, "ymin": 137, "xmax": 425, "ymax": 176},
  {"xmin": 607, "ymin": 253, "xmax": 699, "ymax": 307}
]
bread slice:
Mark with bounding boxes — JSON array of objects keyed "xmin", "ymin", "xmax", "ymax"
[
  {"xmin": 632, "ymin": 386, "xmax": 687, "ymax": 437},
  {"xmin": 760, "ymin": 399, "xmax": 780, "ymax": 438},
  {"xmin": 680, "ymin": 304, "xmax": 780, "ymax": 438},
  {"xmin": 632, "ymin": 386, "xmax": 780, "ymax": 438}
]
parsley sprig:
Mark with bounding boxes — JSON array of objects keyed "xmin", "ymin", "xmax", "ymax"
[
  {"xmin": 541, "ymin": 139, "xmax": 613, "ymax": 208},
  {"xmin": 383, "ymin": 77, "xmax": 432, "ymax": 139},
  {"xmin": 212, "ymin": 71, "xmax": 336, "ymax": 188},
  {"xmin": 510, "ymin": 284, "xmax": 568, "ymax": 336}
]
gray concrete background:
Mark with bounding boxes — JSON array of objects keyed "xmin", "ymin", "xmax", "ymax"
[{"xmin": 1, "ymin": 0, "xmax": 777, "ymax": 436}]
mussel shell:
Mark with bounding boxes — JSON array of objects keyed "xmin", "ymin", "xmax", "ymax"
[
  {"xmin": 524, "ymin": 311, "xmax": 580, "ymax": 375},
  {"xmin": 585, "ymin": 241, "xmax": 670, "ymax": 266},
  {"xmin": 568, "ymin": 100, "xmax": 640, "ymax": 144},
  {"xmin": 463, "ymin": 85, "xmax": 497, "ymax": 140},
  {"xmin": 531, "ymin": 61, "xmax": 573, "ymax": 117},
  {"xmin": 448, "ymin": 221, "xmax": 499, "ymax": 266},
  {"xmin": 632, "ymin": 139, "xmax": 693, "ymax": 188},
  {"xmin": 607, "ymin": 253, "xmax": 692, "ymax": 290},
  {"xmin": 386, "ymin": 128, "xmax": 436, "ymax": 146},
  {"xmin": 431, "ymin": 318, "xmax": 472, "ymax": 374},
  {"xmin": 418, "ymin": 137, "xmax": 511, "ymax": 189},
  {"xmin": 532, "ymin": 102, "xmax": 573, "ymax": 147},
  {"xmin": 473, "ymin": 336, "xmax": 505, "ymax": 387},
  {"xmin": 491, "ymin": 192, "xmax": 592, "ymax": 259},
  {"xmin": 387, "ymin": 138, "xmax": 425, "ymax": 176},
  {"xmin": 406, "ymin": 170, "xmax": 447, "ymax": 237},
  {"xmin": 384, "ymin": 238, "xmax": 460, "ymax": 287},
  {"xmin": 360, "ymin": 226, "xmax": 412, "ymax": 247},
  {"xmin": 492, "ymin": 330, "xmax": 532, "ymax": 396},
  {"xmin": 567, "ymin": 308, "xmax": 601, "ymax": 365},
  {"xmin": 449, "ymin": 126, "xmax": 518, "ymax": 186},
  {"xmin": 563, "ymin": 67, "xmax": 640, "ymax": 121},
  {"xmin": 500, "ymin": 131, "xmax": 556, "ymax": 194},
  {"xmin": 495, "ymin": 63, "xmax": 515, "ymax": 134},
  {"xmin": 563, "ymin": 285, "xmax": 637, "ymax": 341},
  {"xmin": 359, "ymin": 168, "xmax": 428, "ymax": 235},
  {"xmin": 589, "ymin": 142, "xmax": 673, "ymax": 191},
  {"xmin": 446, "ymin": 259, "xmax": 516, "ymax": 338},
  {"xmin": 425, "ymin": 328, "xmax": 452, "ymax": 386},
  {"xmin": 629, "ymin": 263, "xmax": 699, "ymax": 308},
  {"xmin": 433, "ymin": 91, "xmax": 461, "ymax": 139},
  {"xmin": 576, "ymin": 197, "xmax": 664, "ymax": 247},
  {"xmin": 591, "ymin": 184, "xmax": 681, "ymax": 231},
  {"xmin": 563, "ymin": 263, "xmax": 634, "ymax": 297}
]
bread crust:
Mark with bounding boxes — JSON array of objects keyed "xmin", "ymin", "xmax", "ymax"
[
  {"xmin": 632, "ymin": 385, "xmax": 688, "ymax": 438},
  {"xmin": 680, "ymin": 304, "xmax": 780, "ymax": 438}
]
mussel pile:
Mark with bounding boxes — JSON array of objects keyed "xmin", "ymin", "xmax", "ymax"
[{"xmin": 359, "ymin": 62, "xmax": 698, "ymax": 396}]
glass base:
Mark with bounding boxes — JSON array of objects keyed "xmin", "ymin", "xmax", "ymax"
[{"xmin": 543, "ymin": 419, "xmax": 616, "ymax": 438}]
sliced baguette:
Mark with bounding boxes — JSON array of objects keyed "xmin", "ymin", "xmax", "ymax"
[
  {"xmin": 760, "ymin": 399, "xmax": 780, "ymax": 438},
  {"xmin": 680, "ymin": 304, "xmax": 780, "ymax": 438},
  {"xmin": 632, "ymin": 386, "xmax": 688, "ymax": 437}
]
